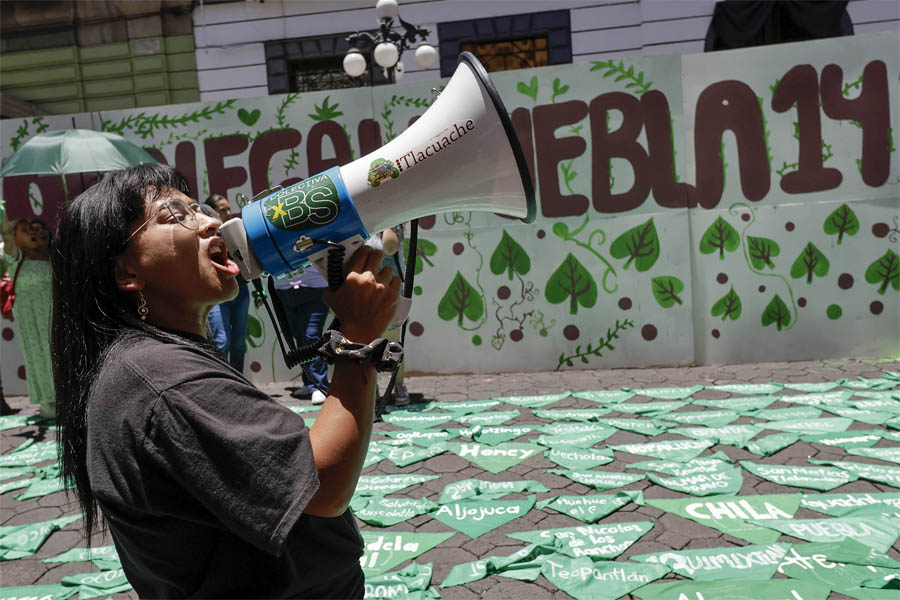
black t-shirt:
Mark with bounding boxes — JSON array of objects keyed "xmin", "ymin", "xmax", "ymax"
[{"xmin": 87, "ymin": 331, "xmax": 364, "ymax": 598}]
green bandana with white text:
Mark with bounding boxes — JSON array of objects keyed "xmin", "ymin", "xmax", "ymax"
[
  {"xmin": 629, "ymin": 542, "xmax": 790, "ymax": 580},
  {"xmin": 800, "ymin": 430, "xmax": 884, "ymax": 448},
  {"xmin": 536, "ymin": 491, "xmax": 644, "ymax": 523},
  {"xmin": 354, "ymin": 474, "xmax": 440, "ymax": 497},
  {"xmin": 648, "ymin": 465, "xmax": 744, "ymax": 496},
  {"xmin": 540, "ymin": 555, "xmax": 670, "ymax": 600},
  {"xmin": 445, "ymin": 442, "xmax": 542, "ymax": 473},
  {"xmin": 571, "ymin": 390, "xmax": 636, "ymax": 403},
  {"xmin": 457, "ymin": 425, "xmax": 534, "ymax": 445},
  {"xmin": 432, "ymin": 495, "xmax": 536, "ymax": 538},
  {"xmin": 749, "ymin": 516, "xmax": 900, "ymax": 553},
  {"xmin": 546, "ymin": 469, "xmax": 645, "ymax": 490},
  {"xmin": 438, "ymin": 478, "xmax": 549, "ymax": 503},
  {"xmin": 741, "ymin": 433, "xmax": 800, "ymax": 456},
  {"xmin": 350, "ymin": 496, "xmax": 438, "ymax": 527},
  {"xmin": 545, "ymin": 445, "xmax": 614, "ymax": 469},
  {"xmin": 800, "ymin": 492, "xmax": 900, "ymax": 518},
  {"xmin": 508, "ymin": 520, "xmax": 655, "ymax": 559},
  {"xmin": 740, "ymin": 461, "xmax": 858, "ymax": 491},
  {"xmin": 627, "ymin": 385, "xmax": 703, "ymax": 399},
  {"xmin": 704, "ymin": 382, "xmax": 783, "ymax": 395},
  {"xmin": 363, "ymin": 562, "xmax": 439, "ymax": 600},
  {"xmin": 609, "ymin": 439, "xmax": 714, "ymax": 461},
  {"xmin": 491, "ymin": 392, "xmax": 571, "ymax": 407},
  {"xmin": 359, "ymin": 531, "xmax": 455, "ymax": 577},
  {"xmin": 632, "ymin": 578, "xmax": 831, "ymax": 600}
]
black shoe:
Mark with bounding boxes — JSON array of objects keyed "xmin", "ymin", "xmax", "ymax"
[{"xmin": 290, "ymin": 387, "xmax": 312, "ymax": 400}]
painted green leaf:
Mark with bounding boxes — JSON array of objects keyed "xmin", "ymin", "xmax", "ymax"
[
  {"xmin": 823, "ymin": 202, "xmax": 859, "ymax": 244},
  {"xmin": 490, "ymin": 230, "xmax": 531, "ymax": 281},
  {"xmin": 699, "ymin": 216, "xmax": 740, "ymax": 259},
  {"xmin": 610, "ymin": 218, "xmax": 660, "ymax": 272},
  {"xmin": 437, "ymin": 271, "xmax": 484, "ymax": 327},
  {"xmin": 402, "ymin": 238, "xmax": 437, "ymax": 275},
  {"xmin": 551, "ymin": 78, "xmax": 570, "ymax": 102},
  {"xmin": 246, "ymin": 314, "xmax": 264, "ymax": 348},
  {"xmin": 651, "ymin": 276, "xmax": 684, "ymax": 308},
  {"xmin": 761, "ymin": 294, "xmax": 791, "ymax": 331},
  {"xmin": 545, "ymin": 253, "xmax": 598, "ymax": 315},
  {"xmin": 309, "ymin": 95, "xmax": 343, "ymax": 121},
  {"xmin": 711, "ymin": 286, "xmax": 742, "ymax": 321},
  {"xmin": 747, "ymin": 236, "xmax": 780, "ymax": 270},
  {"xmin": 865, "ymin": 249, "xmax": 900, "ymax": 295},
  {"xmin": 790, "ymin": 242, "xmax": 830, "ymax": 284},
  {"xmin": 516, "ymin": 76, "xmax": 538, "ymax": 101}
]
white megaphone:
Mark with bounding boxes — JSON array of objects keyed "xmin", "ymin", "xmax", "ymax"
[{"xmin": 220, "ymin": 52, "xmax": 535, "ymax": 324}]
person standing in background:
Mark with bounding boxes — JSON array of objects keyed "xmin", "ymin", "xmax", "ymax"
[
  {"xmin": 1, "ymin": 214, "xmax": 55, "ymax": 417},
  {"xmin": 205, "ymin": 194, "xmax": 250, "ymax": 372},
  {"xmin": 273, "ymin": 267, "xmax": 331, "ymax": 405}
]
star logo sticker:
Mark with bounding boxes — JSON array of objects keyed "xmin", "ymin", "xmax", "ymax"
[{"xmin": 269, "ymin": 201, "xmax": 288, "ymax": 220}]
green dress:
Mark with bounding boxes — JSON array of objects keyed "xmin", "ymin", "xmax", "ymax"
[{"xmin": 5, "ymin": 251, "xmax": 55, "ymax": 410}]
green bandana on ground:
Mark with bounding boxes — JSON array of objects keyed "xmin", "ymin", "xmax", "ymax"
[
  {"xmin": 630, "ymin": 542, "xmax": 790, "ymax": 581},
  {"xmin": 800, "ymin": 430, "xmax": 884, "ymax": 448},
  {"xmin": 14, "ymin": 476, "xmax": 72, "ymax": 500},
  {"xmin": 571, "ymin": 390, "xmax": 636, "ymax": 403},
  {"xmin": 60, "ymin": 568, "xmax": 132, "ymax": 598},
  {"xmin": 776, "ymin": 540, "xmax": 900, "ymax": 594},
  {"xmin": 742, "ymin": 433, "xmax": 800, "ymax": 456},
  {"xmin": 627, "ymin": 385, "xmax": 703, "ymax": 399},
  {"xmin": 379, "ymin": 442, "xmax": 447, "ymax": 468},
  {"xmin": 611, "ymin": 401, "xmax": 689, "ymax": 415},
  {"xmin": 763, "ymin": 417, "xmax": 853, "ymax": 434},
  {"xmin": 43, "ymin": 545, "xmax": 121, "ymax": 570},
  {"xmin": 536, "ymin": 491, "xmax": 644, "ymax": 523},
  {"xmin": 664, "ymin": 410, "xmax": 740, "ymax": 427},
  {"xmin": 647, "ymin": 493, "xmax": 801, "ymax": 544},
  {"xmin": 838, "ymin": 377, "xmax": 897, "ymax": 390},
  {"xmin": 595, "ymin": 418, "xmax": 672, "ymax": 436},
  {"xmin": 364, "ymin": 562, "xmax": 439, "ymax": 600},
  {"xmin": 286, "ymin": 405, "xmax": 321, "ymax": 414},
  {"xmin": 546, "ymin": 469, "xmax": 645, "ymax": 490},
  {"xmin": 750, "ymin": 406, "xmax": 823, "ymax": 421},
  {"xmin": 539, "ymin": 421, "xmax": 612, "ymax": 435},
  {"xmin": 627, "ymin": 452, "xmax": 733, "ymax": 475},
  {"xmin": 540, "ymin": 556, "xmax": 670, "ymax": 600},
  {"xmin": 822, "ymin": 407, "xmax": 898, "ymax": 425},
  {"xmin": 811, "ymin": 459, "xmax": 900, "ymax": 487},
  {"xmin": 0, "ymin": 415, "xmax": 47, "ymax": 431},
  {"xmin": 457, "ymin": 425, "xmax": 534, "ymax": 445},
  {"xmin": 704, "ymin": 382, "xmax": 784, "ymax": 395},
  {"xmin": 380, "ymin": 412, "xmax": 457, "ymax": 429},
  {"xmin": 456, "ymin": 409, "xmax": 521, "ymax": 427},
  {"xmin": 888, "ymin": 415, "xmax": 900, "ymax": 430},
  {"xmin": 0, "ymin": 585, "xmax": 77, "ymax": 600},
  {"xmin": 779, "ymin": 391, "xmax": 855, "ymax": 406},
  {"xmin": 609, "ymin": 439, "xmax": 714, "ymax": 461},
  {"xmin": 438, "ymin": 479, "xmax": 549, "ymax": 503},
  {"xmin": 694, "ymin": 395, "xmax": 776, "ymax": 411},
  {"xmin": 545, "ymin": 445, "xmax": 614, "ymax": 469},
  {"xmin": 350, "ymin": 496, "xmax": 438, "ymax": 527},
  {"xmin": 0, "ymin": 513, "xmax": 82, "ymax": 560},
  {"xmin": 784, "ymin": 381, "xmax": 841, "ymax": 392},
  {"xmin": 492, "ymin": 392, "xmax": 571, "ymax": 407},
  {"xmin": 671, "ymin": 424, "xmax": 763, "ymax": 446},
  {"xmin": 380, "ymin": 429, "xmax": 456, "ymax": 446},
  {"xmin": 0, "ymin": 440, "xmax": 59, "ymax": 467},
  {"xmin": 445, "ymin": 442, "xmax": 542, "ymax": 473},
  {"xmin": 847, "ymin": 446, "xmax": 900, "ymax": 464},
  {"xmin": 851, "ymin": 398, "xmax": 900, "ymax": 413},
  {"xmin": 532, "ymin": 408, "xmax": 612, "ymax": 422},
  {"xmin": 749, "ymin": 516, "xmax": 900, "ymax": 553},
  {"xmin": 0, "ymin": 478, "xmax": 31, "ymax": 495},
  {"xmin": 740, "ymin": 461, "xmax": 857, "ymax": 491},
  {"xmin": 536, "ymin": 428, "xmax": 617, "ymax": 449},
  {"xmin": 440, "ymin": 543, "xmax": 557, "ymax": 587},
  {"xmin": 354, "ymin": 474, "xmax": 440, "ymax": 497},
  {"xmin": 648, "ymin": 466, "xmax": 744, "ymax": 496},
  {"xmin": 801, "ymin": 492, "xmax": 900, "ymax": 518},
  {"xmin": 632, "ymin": 578, "xmax": 831, "ymax": 600},
  {"xmin": 0, "ymin": 466, "xmax": 33, "ymax": 482},
  {"xmin": 508, "ymin": 520, "xmax": 655, "ymax": 559},
  {"xmin": 428, "ymin": 399, "xmax": 501, "ymax": 413},
  {"xmin": 432, "ymin": 495, "xmax": 535, "ymax": 538},
  {"xmin": 884, "ymin": 430, "xmax": 900, "ymax": 441},
  {"xmin": 360, "ymin": 531, "xmax": 455, "ymax": 577}
]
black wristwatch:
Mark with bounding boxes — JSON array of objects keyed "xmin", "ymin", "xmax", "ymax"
[{"xmin": 316, "ymin": 330, "xmax": 404, "ymax": 372}]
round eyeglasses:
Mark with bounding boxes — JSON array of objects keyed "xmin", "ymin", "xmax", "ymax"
[{"xmin": 125, "ymin": 198, "xmax": 201, "ymax": 243}]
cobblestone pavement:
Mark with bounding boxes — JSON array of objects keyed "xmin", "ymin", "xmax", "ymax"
[{"xmin": 2, "ymin": 356, "xmax": 899, "ymax": 599}]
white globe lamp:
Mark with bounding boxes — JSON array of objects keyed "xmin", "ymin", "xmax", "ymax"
[
  {"xmin": 373, "ymin": 41, "xmax": 399, "ymax": 68},
  {"xmin": 375, "ymin": 0, "xmax": 399, "ymax": 20},
  {"xmin": 414, "ymin": 43, "xmax": 436, "ymax": 69},
  {"xmin": 343, "ymin": 49, "xmax": 366, "ymax": 77}
]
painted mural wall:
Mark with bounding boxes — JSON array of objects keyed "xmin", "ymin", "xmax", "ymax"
[{"xmin": 1, "ymin": 32, "xmax": 897, "ymax": 394}]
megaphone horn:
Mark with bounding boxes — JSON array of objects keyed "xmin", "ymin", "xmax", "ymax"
[{"xmin": 220, "ymin": 51, "xmax": 536, "ymax": 283}]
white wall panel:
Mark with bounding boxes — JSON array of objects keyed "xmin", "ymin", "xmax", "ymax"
[
  {"xmin": 572, "ymin": 26, "xmax": 642, "ymax": 56},
  {"xmin": 639, "ymin": 0, "xmax": 717, "ymax": 21},
  {"xmin": 848, "ymin": 0, "xmax": 900, "ymax": 24},
  {"xmin": 198, "ymin": 65, "xmax": 268, "ymax": 92},
  {"xmin": 854, "ymin": 20, "xmax": 900, "ymax": 33},
  {"xmin": 641, "ymin": 15, "xmax": 710, "ymax": 44},
  {"xmin": 200, "ymin": 86, "xmax": 269, "ymax": 102},
  {"xmin": 570, "ymin": 2, "xmax": 641, "ymax": 32},
  {"xmin": 642, "ymin": 40, "xmax": 705, "ymax": 56},
  {"xmin": 195, "ymin": 43, "xmax": 266, "ymax": 71}
]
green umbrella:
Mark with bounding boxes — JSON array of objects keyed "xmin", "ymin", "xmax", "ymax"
[{"xmin": 0, "ymin": 129, "xmax": 157, "ymax": 200}]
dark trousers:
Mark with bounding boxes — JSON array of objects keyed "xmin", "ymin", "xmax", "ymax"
[{"xmin": 274, "ymin": 285, "xmax": 329, "ymax": 392}]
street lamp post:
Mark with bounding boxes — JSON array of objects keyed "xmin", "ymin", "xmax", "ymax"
[{"xmin": 343, "ymin": 0, "xmax": 437, "ymax": 85}]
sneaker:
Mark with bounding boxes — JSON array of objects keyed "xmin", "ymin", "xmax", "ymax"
[
  {"xmin": 311, "ymin": 390, "xmax": 327, "ymax": 405},
  {"xmin": 393, "ymin": 384, "xmax": 410, "ymax": 406}
]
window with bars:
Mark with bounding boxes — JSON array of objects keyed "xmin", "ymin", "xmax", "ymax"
[{"xmin": 438, "ymin": 10, "xmax": 570, "ymax": 77}]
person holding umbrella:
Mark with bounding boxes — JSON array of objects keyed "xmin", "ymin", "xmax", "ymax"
[{"xmin": 2, "ymin": 213, "xmax": 55, "ymax": 417}]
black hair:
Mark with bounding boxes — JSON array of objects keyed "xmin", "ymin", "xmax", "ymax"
[
  {"xmin": 205, "ymin": 193, "xmax": 226, "ymax": 211},
  {"xmin": 51, "ymin": 163, "xmax": 191, "ymax": 543}
]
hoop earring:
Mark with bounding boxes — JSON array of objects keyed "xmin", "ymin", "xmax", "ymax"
[{"xmin": 137, "ymin": 291, "xmax": 149, "ymax": 322}]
